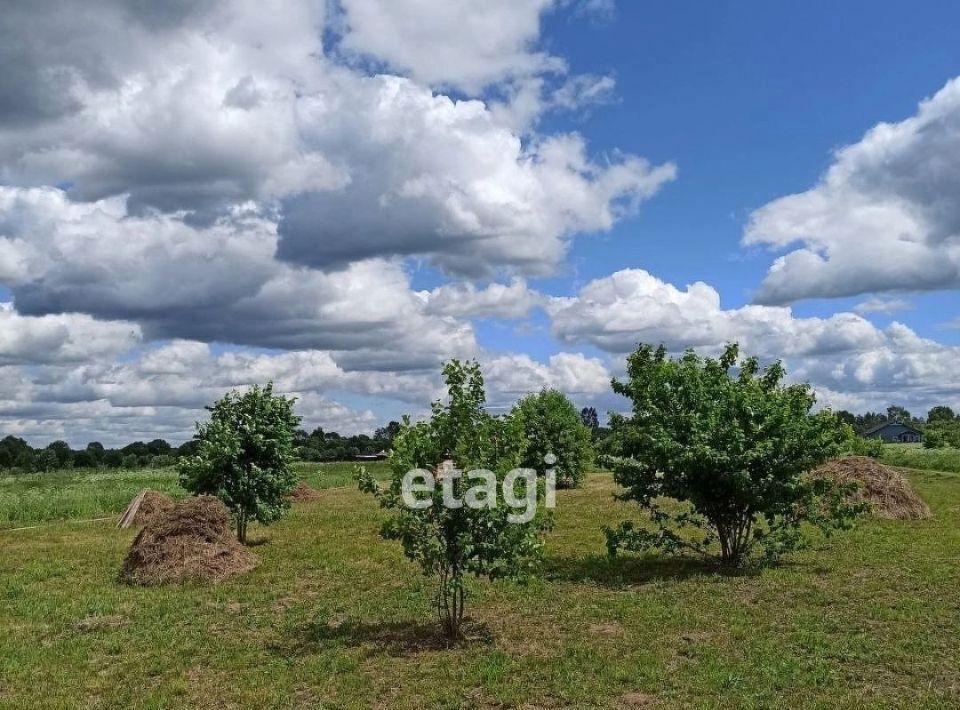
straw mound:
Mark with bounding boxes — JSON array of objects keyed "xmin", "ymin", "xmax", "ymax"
[
  {"xmin": 117, "ymin": 489, "xmax": 176, "ymax": 529},
  {"xmin": 286, "ymin": 481, "xmax": 322, "ymax": 502},
  {"xmin": 120, "ymin": 496, "xmax": 256, "ymax": 585},
  {"xmin": 131, "ymin": 490, "xmax": 175, "ymax": 526},
  {"xmin": 813, "ymin": 456, "xmax": 931, "ymax": 520}
]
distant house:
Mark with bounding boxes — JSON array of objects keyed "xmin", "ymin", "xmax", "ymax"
[
  {"xmin": 354, "ymin": 450, "xmax": 389, "ymax": 461},
  {"xmin": 863, "ymin": 422, "xmax": 922, "ymax": 443}
]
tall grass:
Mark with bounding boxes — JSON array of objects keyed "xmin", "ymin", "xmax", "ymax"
[
  {"xmin": 880, "ymin": 443, "xmax": 960, "ymax": 473},
  {"xmin": 0, "ymin": 460, "xmax": 392, "ymax": 529},
  {"xmin": 0, "ymin": 468, "xmax": 183, "ymax": 529},
  {"xmin": 293, "ymin": 459, "xmax": 390, "ymax": 489}
]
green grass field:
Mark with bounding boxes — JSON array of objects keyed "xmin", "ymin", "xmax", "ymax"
[
  {"xmin": 0, "ymin": 461, "xmax": 390, "ymax": 530},
  {"xmin": 880, "ymin": 443, "xmax": 960, "ymax": 473},
  {"xmin": 1, "ymin": 465, "xmax": 958, "ymax": 708}
]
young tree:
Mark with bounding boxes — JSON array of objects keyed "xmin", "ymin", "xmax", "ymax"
[
  {"xmin": 580, "ymin": 406, "xmax": 600, "ymax": 431},
  {"xmin": 927, "ymin": 406, "xmax": 956, "ymax": 425},
  {"xmin": 515, "ymin": 389, "xmax": 593, "ymax": 488},
  {"xmin": 46, "ymin": 440, "xmax": 74, "ymax": 469},
  {"xmin": 358, "ymin": 360, "xmax": 549, "ymax": 639},
  {"xmin": 604, "ymin": 343, "xmax": 860, "ymax": 568},
  {"xmin": 178, "ymin": 383, "xmax": 300, "ymax": 543},
  {"xmin": 886, "ymin": 405, "xmax": 912, "ymax": 424}
]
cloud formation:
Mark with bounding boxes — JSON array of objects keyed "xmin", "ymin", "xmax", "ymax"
[
  {"xmin": 420, "ymin": 280, "xmax": 543, "ymax": 319},
  {"xmin": 0, "ymin": 0, "xmax": 672, "ymax": 277},
  {"xmin": 3, "ymin": 0, "xmax": 959, "ymax": 446},
  {"xmin": 546, "ymin": 268, "xmax": 960, "ymax": 413},
  {"xmin": 0, "ymin": 187, "xmax": 475, "ymax": 371},
  {"xmin": 854, "ymin": 298, "xmax": 915, "ymax": 316},
  {"xmin": 335, "ymin": 0, "xmax": 562, "ymax": 93},
  {"xmin": 547, "ymin": 269, "xmax": 881, "ymax": 358},
  {"xmin": 0, "ymin": 304, "xmax": 140, "ymax": 366},
  {"xmin": 745, "ymin": 77, "xmax": 960, "ymax": 303},
  {"xmin": 0, "ymin": 335, "xmax": 615, "ymax": 446}
]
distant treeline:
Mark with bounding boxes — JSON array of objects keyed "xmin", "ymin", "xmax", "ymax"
[
  {"xmin": 4, "ymin": 403, "xmax": 957, "ymax": 474},
  {"xmin": 834, "ymin": 405, "xmax": 925, "ymax": 432},
  {"xmin": 0, "ymin": 422, "xmax": 404, "ymax": 472},
  {"xmin": 293, "ymin": 423, "xmax": 399, "ymax": 462},
  {"xmin": 809, "ymin": 405, "xmax": 960, "ymax": 449},
  {"xmin": 0, "ymin": 436, "xmax": 191, "ymax": 472}
]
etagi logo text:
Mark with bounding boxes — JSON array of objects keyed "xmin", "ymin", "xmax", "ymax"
[{"xmin": 400, "ymin": 454, "xmax": 558, "ymax": 524}]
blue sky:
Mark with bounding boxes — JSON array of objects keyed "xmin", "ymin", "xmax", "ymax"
[
  {"xmin": 549, "ymin": 0, "xmax": 960, "ymax": 321},
  {"xmin": 470, "ymin": 0, "xmax": 960, "ymax": 359},
  {"xmin": 1, "ymin": 0, "xmax": 959, "ymax": 445}
]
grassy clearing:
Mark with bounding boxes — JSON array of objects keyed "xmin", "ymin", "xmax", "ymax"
[
  {"xmin": 0, "ymin": 468, "xmax": 183, "ymax": 529},
  {"xmin": 0, "ymin": 461, "xmax": 389, "ymax": 529},
  {"xmin": 1, "ymin": 469, "xmax": 958, "ymax": 708},
  {"xmin": 294, "ymin": 460, "xmax": 391, "ymax": 490},
  {"xmin": 880, "ymin": 443, "xmax": 960, "ymax": 473}
]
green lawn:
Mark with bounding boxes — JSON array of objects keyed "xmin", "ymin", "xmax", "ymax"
[{"xmin": 1, "ymin": 468, "xmax": 958, "ymax": 708}]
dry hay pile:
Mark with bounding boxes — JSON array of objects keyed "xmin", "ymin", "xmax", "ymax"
[
  {"xmin": 117, "ymin": 490, "xmax": 175, "ymax": 528},
  {"xmin": 120, "ymin": 496, "xmax": 256, "ymax": 585},
  {"xmin": 286, "ymin": 480, "xmax": 322, "ymax": 502},
  {"xmin": 813, "ymin": 456, "xmax": 931, "ymax": 520}
]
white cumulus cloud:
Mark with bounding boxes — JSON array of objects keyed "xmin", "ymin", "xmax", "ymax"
[
  {"xmin": 744, "ymin": 77, "xmax": 960, "ymax": 304},
  {"xmin": 546, "ymin": 268, "xmax": 960, "ymax": 412}
]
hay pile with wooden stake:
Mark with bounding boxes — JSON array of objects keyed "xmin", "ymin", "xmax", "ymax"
[
  {"xmin": 120, "ymin": 496, "xmax": 256, "ymax": 585},
  {"xmin": 117, "ymin": 490, "xmax": 175, "ymax": 529},
  {"xmin": 813, "ymin": 456, "xmax": 931, "ymax": 520},
  {"xmin": 286, "ymin": 480, "xmax": 322, "ymax": 503}
]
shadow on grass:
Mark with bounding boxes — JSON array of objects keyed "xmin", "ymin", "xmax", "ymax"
[
  {"xmin": 283, "ymin": 617, "xmax": 493, "ymax": 657},
  {"xmin": 544, "ymin": 553, "xmax": 762, "ymax": 588}
]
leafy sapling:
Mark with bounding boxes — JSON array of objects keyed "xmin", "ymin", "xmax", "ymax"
[
  {"xmin": 179, "ymin": 383, "xmax": 300, "ymax": 543},
  {"xmin": 358, "ymin": 360, "xmax": 550, "ymax": 639}
]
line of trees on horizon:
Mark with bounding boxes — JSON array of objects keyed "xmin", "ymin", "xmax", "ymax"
[
  {"xmin": 0, "ymin": 436, "xmax": 198, "ymax": 473},
  {"xmin": 3, "ymin": 401, "xmax": 958, "ymax": 474},
  {"xmin": 0, "ymin": 422, "xmax": 404, "ymax": 473}
]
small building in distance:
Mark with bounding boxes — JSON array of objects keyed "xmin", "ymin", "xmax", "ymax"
[
  {"xmin": 863, "ymin": 422, "xmax": 923, "ymax": 443},
  {"xmin": 354, "ymin": 450, "xmax": 390, "ymax": 461}
]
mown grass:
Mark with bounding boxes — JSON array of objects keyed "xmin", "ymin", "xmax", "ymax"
[
  {"xmin": 0, "ymin": 461, "xmax": 390, "ymax": 529},
  {"xmin": 1, "ymin": 468, "xmax": 958, "ymax": 708},
  {"xmin": 880, "ymin": 443, "xmax": 960, "ymax": 473}
]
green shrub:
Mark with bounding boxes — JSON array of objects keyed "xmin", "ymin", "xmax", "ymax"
[
  {"xmin": 841, "ymin": 427, "xmax": 885, "ymax": 458},
  {"xmin": 603, "ymin": 343, "xmax": 861, "ymax": 568},
  {"xmin": 924, "ymin": 421, "xmax": 960, "ymax": 449},
  {"xmin": 514, "ymin": 389, "xmax": 593, "ymax": 488}
]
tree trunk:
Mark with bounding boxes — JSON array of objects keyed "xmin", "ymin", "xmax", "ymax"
[
  {"xmin": 236, "ymin": 514, "xmax": 247, "ymax": 544},
  {"xmin": 437, "ymin": 569, "xmax": 466, "ymax": 640},
  {"xmin": 715, "ymin": 512, "xmax": 752, "ymax": 568}
]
